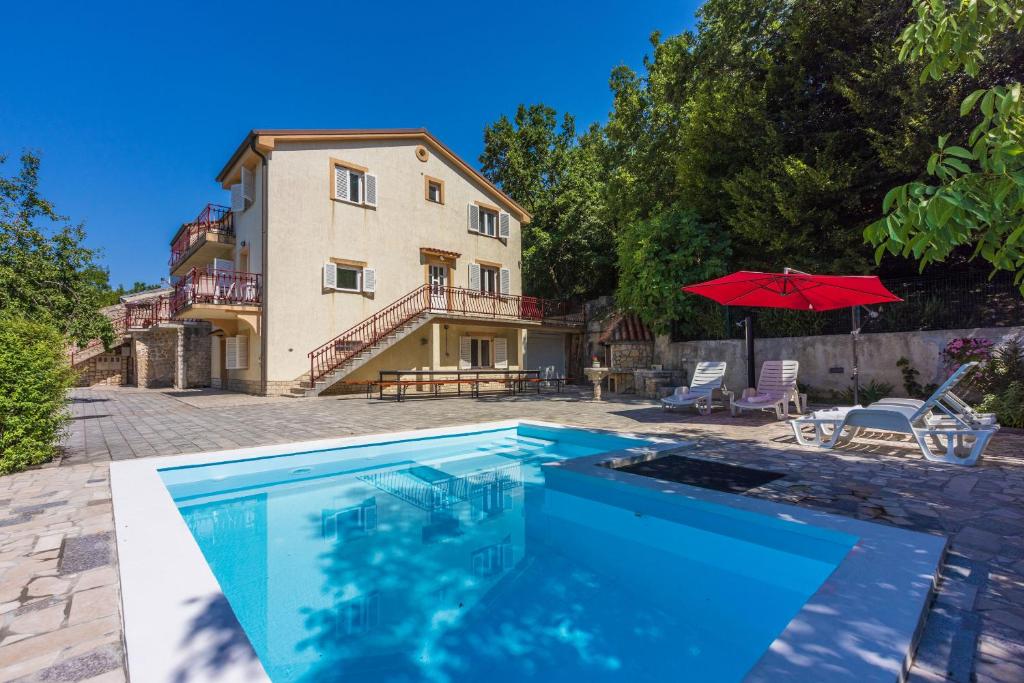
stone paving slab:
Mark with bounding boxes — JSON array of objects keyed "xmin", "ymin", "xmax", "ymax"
[{"xmin": 1, "ymin": 386, "xmax": 1023, "ymax": 681}]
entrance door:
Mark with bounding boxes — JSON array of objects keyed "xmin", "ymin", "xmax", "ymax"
[{"xmin": 429, "ymin": 265, "xmax": 448, "ymax": 310}]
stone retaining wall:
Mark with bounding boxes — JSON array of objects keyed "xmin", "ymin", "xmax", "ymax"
[
  {"xmin": 656, "ymin": 326, "xmax": 1024, "ymax": 396},
  {"xmin": 73, "ymin": 351, "xmax": 129, "ymax": 387}
]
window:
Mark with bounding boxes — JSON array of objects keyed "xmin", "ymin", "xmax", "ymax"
[
  {"xmin": 333, "ymin": 161, "xmax": 376, "ymax": 206},
  {"xmin": 335, "ymin": 265, "xmax": 361, "ymax": 292},
  {"xmin": 470, "ymin": 338, "xmax": 492, "ymax": 368},
  {"xmin": 480, "ymin": 266, "xmax": 499, "ymax": 295},
  {"xmin": 479, "ymin": 208, "xmax": 498, "ymax": 237},
  {"xmin": 425, "ymin": 177, "xmax": 444, "ymax": 204}
]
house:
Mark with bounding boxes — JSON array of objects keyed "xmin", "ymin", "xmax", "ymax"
[{"xmin": 163, "ymin": 128, "xmax": 582, "ymax": 396}]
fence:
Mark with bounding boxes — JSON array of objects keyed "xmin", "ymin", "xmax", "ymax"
[{"xmin": 671, "ymin": 271, "xmax": 1024, "ymax": 342}]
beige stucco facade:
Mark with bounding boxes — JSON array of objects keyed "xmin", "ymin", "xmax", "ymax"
[{"xmin": 175, "ymin": 129, "xmax": 554, "ymax": 395}]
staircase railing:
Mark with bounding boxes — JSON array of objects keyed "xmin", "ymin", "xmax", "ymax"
[
  {"xmin": 309, "ymin": 284, "xmax": 431, "ymax": 383},
  {"xmin": 307, "ymin": 285, "xmax": 584, "ymax": 384}
]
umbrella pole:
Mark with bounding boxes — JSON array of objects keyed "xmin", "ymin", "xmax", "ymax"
[
  {"xmin": 744, "ymin": 315, "xmax": 756, "ymax": 390},
  {"xmin": 851, "ymin": 307, "xmax": 861, "ymax": 405}
]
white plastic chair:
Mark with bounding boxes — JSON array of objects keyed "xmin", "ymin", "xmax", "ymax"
[
  {"xmin": 730, "ymin": 360, "xmax": 804, "ymax": 419},
  {"xmin": 789, "ymin": 362, "xmax": 999, "ymax": 466},
  {"xmin": 661, "ymin": 361, "xmax": 727, "ymax": 415}
]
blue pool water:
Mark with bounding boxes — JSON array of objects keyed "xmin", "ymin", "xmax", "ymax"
[{"xmin": 161, "ymin": 425, "xmax": 857, "ymax": 682}]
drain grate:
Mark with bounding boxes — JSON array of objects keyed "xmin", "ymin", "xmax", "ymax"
[{"xmin": 614, "ymin": 455, "xmax": 785, "ymax": 493}]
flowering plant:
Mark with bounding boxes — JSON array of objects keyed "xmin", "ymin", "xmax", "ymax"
[{"xmin": 941, "ymin": 337, "xmax": 993, "ymax": 373}]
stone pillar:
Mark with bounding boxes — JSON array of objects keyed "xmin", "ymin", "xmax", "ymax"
[{"xmin": 134, "ymin": 328, "xmax": 177, "ymax": 388}]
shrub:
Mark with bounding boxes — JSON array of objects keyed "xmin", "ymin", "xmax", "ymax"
[
  {"xmin": 0, "ymin": 315, "xmax": 74, "ymax": 474},
  {"xmin": 979, "ymin": 382, "xmax": 1024, "ymax": 429},
  {"xmin": 941, "ymin": 337, "xmax": 994, "ymax": 373},
  {"xmin": 977, "ymin": 335, "xmax": 1024, "ymax": 428},
  {"xmin": 896, "ymin": 357, "xmax": 938, "ymax": 399},
  {"xmin": 834, "ymin": 380, "xmax": 894, "ymax": 406}
]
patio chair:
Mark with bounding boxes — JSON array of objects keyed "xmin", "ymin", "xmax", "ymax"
[
  {"xmin": 788, "ymin": 362, "xmax": 999, "ymax": 466},
  {"xmin": 661, "ymin": 361, "xmax": 727, "ymax": 415},
  {"xmin": 730, "ymin": 360, "xmax": 804, "ymax": 419}
]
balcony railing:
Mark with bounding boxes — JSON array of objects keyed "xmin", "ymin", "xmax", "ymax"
[
  {"xmin": 125, "ymin": 297, "xmax": 174, "ymax": 329},
  {"xmin": 309, "ymin": 284, "xmax": 583, "ymax": 384},
  {"xmin": 171, "ymin": 267, "xmax": 262, "ymax": 313},
  {"xmin": 169, "ymin": 204, "xmax": 234, "ymax": 271}
]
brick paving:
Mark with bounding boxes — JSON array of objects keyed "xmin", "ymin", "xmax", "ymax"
[{"xmin": 2, "ymin": 386, "xmax": 1023, "ymax": 682}]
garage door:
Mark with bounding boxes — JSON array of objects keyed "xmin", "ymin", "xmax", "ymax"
[{"xmin": 525, "ymin": 332, "xmax": 565, "ymax": 379}]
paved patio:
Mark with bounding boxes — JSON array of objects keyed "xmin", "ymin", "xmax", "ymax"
[{"xmin": 2, "ymin": 386, "xmax": 1023, "ymax": 682}]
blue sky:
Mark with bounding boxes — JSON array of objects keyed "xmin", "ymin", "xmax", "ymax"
[{"xmin": 1, "ymin": 0, "xmax": 701, "ymax": 288}]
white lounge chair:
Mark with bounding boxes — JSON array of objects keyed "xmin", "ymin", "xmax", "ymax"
[
  {"xmin": 730, "ymin": 360, "xmax": 805, "ymax": 419},
  {"xmin": 789, "ymin": 362, "xmax": 999, "ymax": 466},
  {"xmin": 661, "ymin": 361, "xmax": 727, "ymax": 415}
]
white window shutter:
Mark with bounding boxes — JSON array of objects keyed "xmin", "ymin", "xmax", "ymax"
[
  {"xmin": 241, "ymin": 166, "xmax": 254, "ymax": 206},
  {"xmin": 498, "ymin": 212, "xmax": 510, "ymax": 238},
  {"xmin": 364, "ymin": 173, "xmax": 378, "ymax": 207},
  {"xmin": 494, "ymin": 337, "xmax": 508, "ymax": 369},
  {"xmin": 468, "ymin": 204, "xmax": 480, "ymax": 233},
  {"xmin": 213, "ymin": 258, "xmax": 234, "ymax": 273},
  {"xmin": 459, "ymin": 337, "xmax": 472, "ymax": 369},
  {"xmin": 334, "ymin": 167, "xmax": 349, "ymax": 202},
  {"xmin": 224, "ymin": 337, "xmax": 238, "ymax": 370},
  {"xmin": 323, "ymin": 263, "xmax": 337, "ymax": 290},
  {"xmin": 362, "ymin": 267, "xmax": 376, "ymax": 293},
  {"xmin": 499, "ymin": 268, "xmax": 510, "ymax": 295},
  {"xmin": 469, "ymin": 263, "xmax": 481, "ymax": 290},
  {"xmin": 230, "ymin": 184, "xmax": 244, "ymax": 213},
  {"xmin": 234, "ymin": 335, "xmax": 249, "ymax": 369}
]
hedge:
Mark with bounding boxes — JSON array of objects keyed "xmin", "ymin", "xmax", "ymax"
[{"xmin": 0, "ymin": 315, "xmax": 74, "ymax": 474}]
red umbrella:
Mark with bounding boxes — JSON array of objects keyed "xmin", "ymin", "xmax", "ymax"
[
  {"xmin": 682, "ymin": 269, "xmax": 903, "ymax": 403},
  {"xmin": 682, "ymin": 270, "xmax": 902, "ymax": 311}
]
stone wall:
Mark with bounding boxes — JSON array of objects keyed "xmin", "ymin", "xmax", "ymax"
[
  {"xmin": 655, "ymin": 326, "xmax": 1024, "ymax": 397},
  {"xmin": 73, "ymin": 350, "xmax": 129, "ymax": 387},
  {"xmin": 134, "ymin": 328, "xmax": 178, "ymax": 388},
  {"xmin": 609, "ymin": 341, "xmax": 653, "ymax": 370},
  {"xmin": 133, "ymin": 322, "xmax": 212, "ymax": 389}
]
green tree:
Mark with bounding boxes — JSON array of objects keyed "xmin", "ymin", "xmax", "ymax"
[
  {"xmin": 866, "ymin": 0, "xmax": 1024, "ymax": 289},
  {"xmin": 480, "ymin": 105, "xmax": 615, "ymax": 299},
  {"xmin": 615, "ymin": 207, "xmax": 730, "ymax": 334},
  {"xmin": 0, "ymin": 152, "xmax": 114, "ymax": 347},
  {"xmin": 0, "ymin": 314, "xmax": 75, "ymax": 474}
]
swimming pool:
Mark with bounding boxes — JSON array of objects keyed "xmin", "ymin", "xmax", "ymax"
[{"xmin": 111, "ymin": 421, "xmax": 946, "ymax": 683}]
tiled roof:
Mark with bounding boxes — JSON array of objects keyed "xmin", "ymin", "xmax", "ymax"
[
  {"xmin": 599, "ymin": 314, "xmax": 654, "ymax": 344},
  {"xmin": 419, "ymin": 247, "xmax": 462, "ymax": 260}
]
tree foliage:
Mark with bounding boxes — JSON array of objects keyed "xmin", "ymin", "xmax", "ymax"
[
  {"xmin": 866, "ymin": 0, "xmax": 1024, "ymax": 289},
  {"xmin": 480, "ymin": 105, "xmax": 615, "ymax": 300},
  {"xmin": 615, "ymin": 207, "xmax": 730, "ymax": 334},
  {"xmin": 482, "ymin": 0, "xmax": 1023, "ymax": 332},
  {"xmin": 0, "ymin": 152, "xmax": 115, "ymax": 347},
  {"xmin": 0, "ymin": 314, "xmax": 74, "ymax": 474}
]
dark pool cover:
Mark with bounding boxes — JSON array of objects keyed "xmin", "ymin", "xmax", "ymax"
[{"xmin": 615, "ymin": 455, "xmax": 785, "ymax": 493}]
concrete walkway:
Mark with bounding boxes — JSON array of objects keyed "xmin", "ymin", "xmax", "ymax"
[{"xmin": 1, "ymin": 386, "xmax": 1023, "ymax": 682}]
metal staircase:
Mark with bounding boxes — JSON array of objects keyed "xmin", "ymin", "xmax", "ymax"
[{"xmin": 296, "ymin": 284, "xmax": 583, "ymax": 398}]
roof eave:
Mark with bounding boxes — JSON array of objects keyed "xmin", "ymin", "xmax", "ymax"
[{"xmin": 213, "ymin": 129, "xmax": 532, "ymax": 223}]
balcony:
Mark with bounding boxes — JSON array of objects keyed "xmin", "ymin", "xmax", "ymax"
[
  {"xmin": 171, "ymin": 267, "xmax": 262, "ymax": 323},
  {"xmin": 125, "ymin": 297, "xmax": 174, "ymax": 330},
  {"xmin": 169, "ymin": 204, "xmax": 234, "ymax": 276}
]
